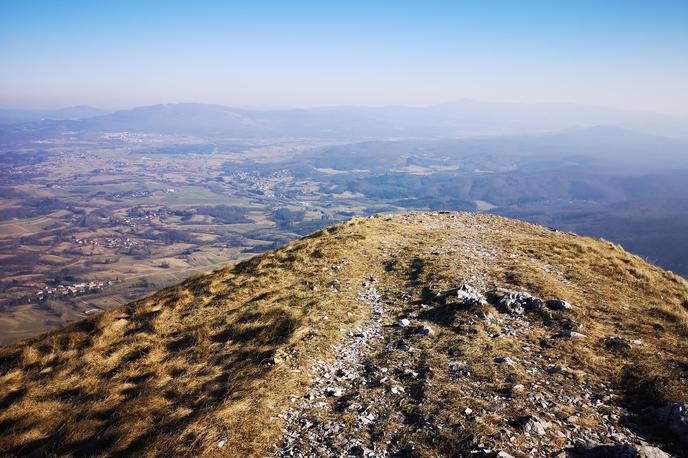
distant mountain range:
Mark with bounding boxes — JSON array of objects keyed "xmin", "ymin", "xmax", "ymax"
[
  {"xmin": 0, "ymin": 106, "xmax": 112, "ymax": 124},
  {"xmin": 2, "ymin": 100, "xmax": 686, "ymax": 139},
  {"xmin": 298, "ymin": 125, "xmax": 688, "ymax": 174}
]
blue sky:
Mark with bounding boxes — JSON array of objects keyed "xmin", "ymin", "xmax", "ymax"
[{"xmin": 1, "ymin": 1, "xmax": 687, "ymax": 112}]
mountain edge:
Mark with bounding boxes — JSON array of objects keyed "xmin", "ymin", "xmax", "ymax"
[{"xmin": 0, "ymin": 212, "xmax": 687, "ymax": 457}]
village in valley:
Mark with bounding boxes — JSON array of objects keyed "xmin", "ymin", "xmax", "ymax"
[
  {"xmin": 36, "ymin": 280, "xmax": 109, "ymax": 303},
  {"xmin": 0, "ymin": 133, "xmax": 380, "ymax": 343}
]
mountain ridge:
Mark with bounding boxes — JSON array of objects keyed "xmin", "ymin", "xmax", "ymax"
[
  {"xmin": 0, "ymin": 106, "xmax": 111, "ymax": 124},
  {"xmin": 0, "ymin": 212, "xmax": 687, "ymax": 457},
  {"xmin": 3, "ymin": 101, "xmax": 687, "ymax": 139}
]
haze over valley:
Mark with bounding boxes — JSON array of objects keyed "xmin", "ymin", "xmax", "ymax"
[{"xmin": 0, "ymin": 102, "xmax": 687, "ymax": 343}]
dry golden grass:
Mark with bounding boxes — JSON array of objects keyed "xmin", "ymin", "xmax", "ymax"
[
  {"xmin": 0, "ymin": 212, "xmax": 686, "ymax": 457},
  {"xmin": 0, "ymin": 220, "xmax": 385, "ymax": 456}
]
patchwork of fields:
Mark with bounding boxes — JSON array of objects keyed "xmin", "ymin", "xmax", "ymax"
[
  {"xmin": 1, "ymin": 128, "xmax": 687, "ymax": 343},
  {"xmin": 0, "ymin": 136, "xmax": 378, "ymax": 343}
]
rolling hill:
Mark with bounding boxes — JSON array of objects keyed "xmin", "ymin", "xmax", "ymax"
[{"xmin": 0, "ymin": 212, "xmax": 687, "ymax": 457}]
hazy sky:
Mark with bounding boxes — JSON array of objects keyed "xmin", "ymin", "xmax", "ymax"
[{"xmin": 1, "ymin": 0, "xmax": 687, "ymax": 113}]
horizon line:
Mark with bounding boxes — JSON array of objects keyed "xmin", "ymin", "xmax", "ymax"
[{"xmin": 2, "ymin": 99, "xmax": 687, "ymax": 117}]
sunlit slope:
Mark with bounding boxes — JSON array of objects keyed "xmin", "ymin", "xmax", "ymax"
[{"xmin": 1, "ymin": 213, "xmax": 686, "ymax": 457}]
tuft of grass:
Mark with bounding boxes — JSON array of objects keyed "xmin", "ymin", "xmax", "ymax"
[{"xmin": 649, "ymin": 306, "xmax": 688, "ymax": 337}]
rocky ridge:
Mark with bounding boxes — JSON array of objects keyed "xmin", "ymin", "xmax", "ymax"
[{"xmin": 273, "ymin": 215, "xmax": 687, "ymax": 457}]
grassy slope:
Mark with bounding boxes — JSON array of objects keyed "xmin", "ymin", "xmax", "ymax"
[{"xmin": 0, "ymin": 212, "xmax": 687, "ymax": 457}]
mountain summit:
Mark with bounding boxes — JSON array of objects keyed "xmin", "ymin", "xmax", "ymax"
[{"xmin": 1, "ymin": 213, "xmax": 687, "ymax": 457}]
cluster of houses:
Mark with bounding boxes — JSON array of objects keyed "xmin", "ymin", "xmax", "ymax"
[
  {"xmin": 74, "ymin": 236, "xmax": 138, "ymax": 249},
  {"xmin": 227, "ymin": 170, "xmax": 288, "ymax": 197},
  {"xmin": 112, "ymin": 190, "xmax": 150, "ymax": 199},
  {"xmin": 36, "ymin": 280, "xmax": 111, "ymax": 301},
  {"xmin": 109, "ymin": 212, "xmax": 161, "ymax": 228}
]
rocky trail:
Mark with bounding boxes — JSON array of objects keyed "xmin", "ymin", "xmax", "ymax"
[{"xmin": 275, "ymin": 216, "xmax": 683, "ymax": 457}]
